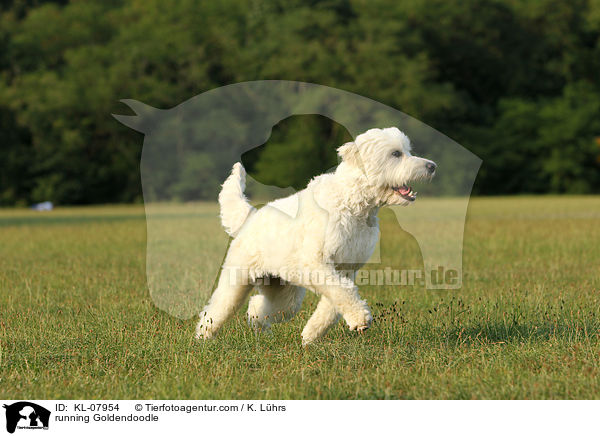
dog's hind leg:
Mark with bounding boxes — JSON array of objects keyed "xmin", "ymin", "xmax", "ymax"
[
  {"xmin": 301, "ymin": 296, "xmax": 340, "ymax": 346},
  {"xmin": 247, "ymin": 281, "xmax": 306, "ymax": 333},
  {"xmin": 196, "ymin": 267, "xmax": 253, "ymax": 340}
]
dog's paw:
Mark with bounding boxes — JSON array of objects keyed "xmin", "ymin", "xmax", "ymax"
[
  {"xmin": 301, "ymin": 325, "xmax": 321, "ymax": 347},
  {"xmin": 247, "ymin": 315, "xmax": 273, "ymax": 335},
  {"xmin": 302, "ymin": 330, "xmax": 325, "ymax": 347},
  {"xmin": 301, "ymin": 337, "xmax": 314, "ymax": 347},
  {"xmin": 247, "ymin": 297, "xmax": 273, "ymax": 334},
  {"xmin": 343, "ymin": 304, "xmax": 373, "ymax": 332},
  {"xmin": 195, "ymin": 315, "xmax": 216, "ymax": 340},
  {"xmin": 195, "ymin": 325, "xmax": 213, "ymax": 340}
]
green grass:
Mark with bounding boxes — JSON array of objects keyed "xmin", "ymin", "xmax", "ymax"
[{"xmin": 1, "ymin": 197, "xmax": 600, "ymax": 399}]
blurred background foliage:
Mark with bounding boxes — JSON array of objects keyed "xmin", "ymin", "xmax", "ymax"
[{"xmin": 0, "ymin": 0, "xmax": 599, "ymax": 205}]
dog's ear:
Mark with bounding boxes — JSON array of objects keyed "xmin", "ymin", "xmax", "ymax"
[{"xmin": 337, "ymin": 142, "xmax": 360, "ymax": 166}]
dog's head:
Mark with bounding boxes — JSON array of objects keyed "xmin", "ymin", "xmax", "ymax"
[{"xmin": 337, "ymin": 127, "xmax": 436, "ymax": 206}]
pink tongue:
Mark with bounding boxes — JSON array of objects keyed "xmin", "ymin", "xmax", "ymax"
[{"xmin": 399, "ymin": 186, "xmax": 410, "ymax": 195}]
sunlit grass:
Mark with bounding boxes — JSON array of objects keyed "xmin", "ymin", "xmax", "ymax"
[{"xmin": 1, "ymin": 197, "xmax": 599, "ymax": 399}]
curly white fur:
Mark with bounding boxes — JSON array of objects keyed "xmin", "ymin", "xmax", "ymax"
[{"xmin": 195, "ymin": 127, "xmax": 436, "ymax": 345}]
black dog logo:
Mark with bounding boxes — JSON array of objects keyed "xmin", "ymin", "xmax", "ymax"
[{"xmin": 3, "ymin": 402, "xmax": 50, "ymax": 433}]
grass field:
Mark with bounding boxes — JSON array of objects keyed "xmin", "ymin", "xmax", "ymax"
[{"xmin": 1, "ymin": 197, "xmax": 599, "ymax": 399}]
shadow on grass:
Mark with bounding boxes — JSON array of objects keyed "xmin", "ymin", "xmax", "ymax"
[{"xmin": 428, "ymin": 319, "xmax": 599, "ymax": 346}]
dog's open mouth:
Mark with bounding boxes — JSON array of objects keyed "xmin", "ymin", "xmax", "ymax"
[{"xmin": 392, "ymin": 185, "xmax": 417, "ymax": 201}]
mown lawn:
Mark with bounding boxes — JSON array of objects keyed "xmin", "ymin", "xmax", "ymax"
[{"xmin": 1, "ymin": 197, "xmax": 599, "ymax": 399}]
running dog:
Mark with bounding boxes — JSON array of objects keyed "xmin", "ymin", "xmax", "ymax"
[{"xmin": 196, "ymin": 127, "xmax": 436, "ymax": 345}]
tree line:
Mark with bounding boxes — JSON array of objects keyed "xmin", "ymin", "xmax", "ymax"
[{"xmin": 0, "ymin": 0, "xmax": 599, "ymax": 205}]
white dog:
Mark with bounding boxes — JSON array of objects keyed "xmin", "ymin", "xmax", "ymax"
[{"xmin": 196, "ymin": 127, "xmax": 436, "ymax": 345}]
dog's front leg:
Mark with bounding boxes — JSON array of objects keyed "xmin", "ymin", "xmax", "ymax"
[{"xmin": 304, "ymin": 267, "xmax": 372, "ymax": 333}]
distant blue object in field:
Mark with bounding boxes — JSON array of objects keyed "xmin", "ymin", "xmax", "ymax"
[{"xmin": 31, "ymin": 201, "xmax": 53, "ymax": 211}]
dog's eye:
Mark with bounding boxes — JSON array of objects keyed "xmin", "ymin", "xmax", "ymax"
[{"xmin": 391, "ymin": 150, "xmax": 402, "ymax": 158}]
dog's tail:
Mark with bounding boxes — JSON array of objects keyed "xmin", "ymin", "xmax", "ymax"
[{"xmin": 219, "ymin": 162, "xmax": 255, "ymax": 237}]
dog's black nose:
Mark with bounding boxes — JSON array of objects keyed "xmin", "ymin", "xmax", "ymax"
[{"xmin": 426, "ymin": 162, "xmax": 437, "ymax": 174}]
